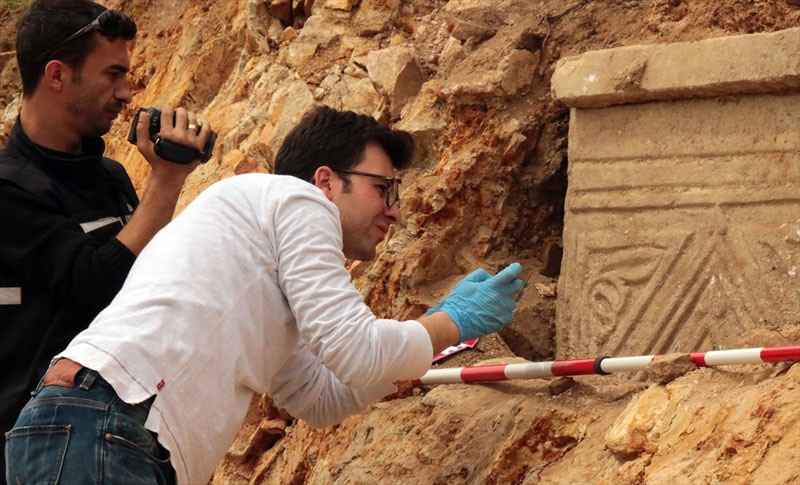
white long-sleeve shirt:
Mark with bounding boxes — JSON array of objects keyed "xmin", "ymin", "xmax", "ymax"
[{"xmin": 58, "ymin": 174, "xmax": 433, "ymax": 484}]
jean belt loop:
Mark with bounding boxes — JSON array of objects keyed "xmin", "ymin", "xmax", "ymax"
[
  {"xmin": 30, "ymin": 375, "xmax": 46, "ymax": 397},
  {"xmin": 78, "ymin": 369, "xmax": 99, "ymax": 390},
  {"xmin": 32, "ymin": 358, "xmax": 60, "ymax": 396}
]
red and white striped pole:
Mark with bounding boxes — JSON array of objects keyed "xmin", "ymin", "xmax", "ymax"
[{"xmin": 412, "ymin": 345, "xmax": 800, "ymax": 386}]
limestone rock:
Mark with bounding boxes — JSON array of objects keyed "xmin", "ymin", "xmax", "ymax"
[
  {"xmin": 316, "ymin": 66, "xmax": 383, "ymax": 114},
  {"xmin": 646, "ymin": 353, "xmax": 699, "ymax": 384},
  {"xmin": 325, "ymin": 0, "xmax": 360, "ymax": 11},
  {"xmin": 0, "ymin": 2, "xmax": 797, "ymax": 483},
  {"xmin": 605, "ymin": 384, "xmax": 671, "ymax": 460},
  {"xmin": 213, "ymin": 367, "xmax": 800, "ymax": 484},
  {"xmin": 264, "ymin": 79, "xmax": 315, "ymax": 155},
  {"xmin": 551, "ymin": 28, "xmax": 800, "ymax": 108},
  {"xmin": 285, "ymin": 14, "xmax": 346, "ymax": 66},
  {"xmin": 365, "ymin": 46, "xmax": 424, "ymax": 118},
  {"xmin": 498, "ymin": 49, "xmax": 538, "ymax": 96},
  {"xmin": 395, "ymin": 88, "xmax": 450, "ymax": 168},
  {"xmin": 352, "ymin": 0, "xmax": 396, "ymax": 36},
  {"xmin": 244, "ymin": 0, "xmax": 274, "ymax": 54},
  {"xmin": 534, "ymin": 282, "xmax": 556, "ymax": 298},
  {"xmin": 449, "ymin": 17, "xmax": 497, "ymax": 44},
  {"xmin": 438, "ymin": 36, "xmax": 467, "ymax": 78},
  {"xmin": 296, "ymin": 15, "xmax": 346, "ymax": 48},
  {"xmin": 441, "ymin": 47, "xmax": 539, "ymax": 100}
]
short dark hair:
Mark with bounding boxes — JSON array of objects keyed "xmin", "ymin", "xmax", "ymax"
[
  {"xmin": 274, "ymin": 106, "xmax": 415, "ymax": 183},
  {"xmin": 16, "ymin": 0, "xmax": 137, "ymax": 97}
]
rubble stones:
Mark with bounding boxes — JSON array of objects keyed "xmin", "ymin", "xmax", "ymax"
[
  {"xmin": 548, "ymin": 376, "xmax": 575, "ymax": 395},
  {"xmin": 325, "ymin": 0, "xmax": 361, "ymax": 11},
  {"xmin": 645, "ymin": 353, "xmax": 698, "ymax": 384},
  {"xmin": 2, "ymin": 1, "xmax": 793, "ymax": 483}
]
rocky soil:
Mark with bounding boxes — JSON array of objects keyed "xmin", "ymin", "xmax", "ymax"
[{"xmin": 1, "ymin": 0, "xmax": 798, "ymax": 483}]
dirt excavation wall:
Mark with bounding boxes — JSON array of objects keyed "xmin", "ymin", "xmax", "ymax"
[
  {"xmin": 553, "ymin": 28, "xmax": 800, "ymax": 360},
  {"xmin": 1, "ymin": 1, "xmax": 799, "ymax": 484},
  {"xmin": 210, "ymin": 25, "xmax": 800, "ymax": 485}
]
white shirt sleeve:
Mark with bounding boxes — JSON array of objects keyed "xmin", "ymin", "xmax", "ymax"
[
  {"xmin": 269, "ymin": 188, "xmax": 432, "ymax": 394},
  {"xmin": 267, "ymin": 339, "xmax": 397, "ymax": 428}
]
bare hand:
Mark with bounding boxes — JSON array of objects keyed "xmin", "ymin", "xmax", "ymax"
[{"xmin": 135, "ymin": 106, "xmax": 212, "ymax": 175}]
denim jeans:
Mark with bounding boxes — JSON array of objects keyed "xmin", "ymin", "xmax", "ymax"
[{"xmin": 4, "ymin": 367, "xmax": 175, "ymax": 485}]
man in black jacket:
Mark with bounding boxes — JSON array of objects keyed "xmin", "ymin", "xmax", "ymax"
[{"xmin": 0, "ymin": 0, "xmax": 212, "ymax": 475}]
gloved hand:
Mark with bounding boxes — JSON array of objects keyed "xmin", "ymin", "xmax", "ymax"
[
  {"xmin": 426, "ymin": 268, "xmax": 491, "ymax": 315},
  {"xmin": 427, "ymin": 263, "xmax": 524, "ymax": 343}
]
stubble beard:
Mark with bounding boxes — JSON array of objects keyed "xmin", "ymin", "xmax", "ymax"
[{"xmin": 66, "ymin": 76, "xmax": 114, "ymax": 138}]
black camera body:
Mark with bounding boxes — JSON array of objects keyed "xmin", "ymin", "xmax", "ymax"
[{"xmin": 127, "ymin": 107, "xmax": 217, "ymax": 164}]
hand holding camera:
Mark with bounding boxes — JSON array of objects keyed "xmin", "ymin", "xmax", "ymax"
[{"xmin": 127, "ymin": 107, "xmax": 217, "ymax": 164}]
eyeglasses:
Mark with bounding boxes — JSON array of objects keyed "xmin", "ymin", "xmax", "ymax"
[
  {"xmin": 35, "ymin": 9, "xmax": 137, "ymax": 64},
  {"xmin": 333, "ymin": 168, "xmax": 402, "ymax": 208}
]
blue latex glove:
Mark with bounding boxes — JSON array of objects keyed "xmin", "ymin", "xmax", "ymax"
[
  {"xmin": 426, "ymin": 268, "xmax": 491, "ymax": 315},
  {"xmin": 428, "ymin": 263, "xmax": 524, "ymax": 343}
]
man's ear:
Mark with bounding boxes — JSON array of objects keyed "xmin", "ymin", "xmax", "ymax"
[
  {"xmin": 313, "ymin": 166, "xmax": 336, "ymax": 201},
  {"xmin": 42, "ymin": 60, "xmax": 68, "ymax": 93}
]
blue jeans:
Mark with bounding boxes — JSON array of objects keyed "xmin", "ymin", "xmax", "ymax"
[{"xmin": 4, "ymin": 367, "xmax": 175, "ymax": 485}]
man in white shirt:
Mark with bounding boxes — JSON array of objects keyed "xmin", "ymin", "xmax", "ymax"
[{"xmin": 5, "ymin": 106, "xmax": 523, "ymax": 485}]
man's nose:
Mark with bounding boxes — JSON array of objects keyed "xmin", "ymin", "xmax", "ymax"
[
  {"xmin": 385, "ymin": 203, "xmax": 401, "ymax": 225},
  {"xmin": 116, "ymin": 79, "xmax": 133, "ymax": 104}
]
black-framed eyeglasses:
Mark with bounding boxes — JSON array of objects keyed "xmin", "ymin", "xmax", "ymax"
[
  {"xmin": 333, "ymin": 168, "xmax": 402, "ymax": 208},
  {"xmin": 35, "ymin": 9, "xmax": 137, "ymax": 64}
]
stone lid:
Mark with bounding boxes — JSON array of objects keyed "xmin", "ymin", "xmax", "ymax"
[{"xmin": 551, "ymin": 27, "xmax": 800, "ymax": 108}]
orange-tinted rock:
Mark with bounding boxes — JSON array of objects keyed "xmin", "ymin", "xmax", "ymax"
[
  {"xmin": 1, "ymin": 1, "xmax": 798, "ymax": 483},
  {"xmin": 646, "ymin": 353, "xmax": 698, "ymax": 384}
]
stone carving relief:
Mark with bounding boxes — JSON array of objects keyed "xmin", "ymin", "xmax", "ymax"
[{"xmin": 565, "ymin": 206, "xmax": 800, "ymax": 358}]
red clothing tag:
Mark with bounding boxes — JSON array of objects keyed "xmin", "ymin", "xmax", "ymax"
[{"xmin": 157, "ymin": 379, "xmax": 165, "ymax": 391}]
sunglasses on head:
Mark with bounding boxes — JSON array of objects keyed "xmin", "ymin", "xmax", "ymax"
[{"xmin": 35, "ymin": 9, "xmax": 137, "ymax": 64}]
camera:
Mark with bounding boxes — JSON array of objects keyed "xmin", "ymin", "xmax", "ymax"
[{"xmin": 127, "ymin": 107, "xmax": 217, "ymax": 164}]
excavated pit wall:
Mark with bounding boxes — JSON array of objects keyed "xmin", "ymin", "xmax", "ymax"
[
  {"xmin": 212, "ymin": 26, "xmax": 800, "ymax": 485},
  {"xmin": 551, "ymin": 28, "xmax": 800, "ymax": 360},
  {"xmin": 2, "ymin": 3, "xmax": 798, "ymax": 482}
]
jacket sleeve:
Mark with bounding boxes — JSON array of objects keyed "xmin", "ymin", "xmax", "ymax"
[
  {"xmin": 0, "ymin": 182, "xmax": 136, "ymax": 316},
  {"xmin": 270, "ymin": 189, "xmax": 433, "ymax": 389}
]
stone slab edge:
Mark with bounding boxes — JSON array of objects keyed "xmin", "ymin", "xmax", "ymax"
[{"xmin": 551, "ymin": 27, "xmax": 800, "ymax": 108}]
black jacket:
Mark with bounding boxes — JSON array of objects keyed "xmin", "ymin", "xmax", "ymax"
[{"xmin": 0, "ymin": 120, "xmax": 139, "ymax": 435}]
